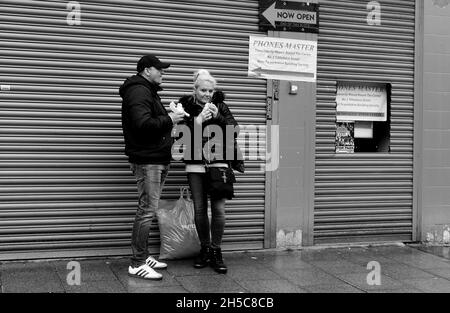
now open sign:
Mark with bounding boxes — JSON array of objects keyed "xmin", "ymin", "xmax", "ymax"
[{"xmin": 259, "ymin": 0, "xmax": 319, "ymax": 33}]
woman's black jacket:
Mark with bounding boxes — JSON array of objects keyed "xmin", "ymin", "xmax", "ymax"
[{"xmin": 177, "ymin": 91, "xmax": 239, "ymax": 165}]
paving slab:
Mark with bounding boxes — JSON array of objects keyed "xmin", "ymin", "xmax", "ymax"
[
  {"xmin": 127, "ymin": 285, "xmax": 189, "ymax": 293},
  {"xmin": 227, "ymin": 263, "xmax": 282, "ymax": 281},
  {"xmin": 221, "ymin": 252, "xmax": 260, "ymax": 265},
  {"xmin": 310, "ymin": 260, "xmax": 368, "ymax": 274},
  {"xmin": 334, "ymin": 272, "xmax": 408, "ymax": 292},
  {"xmin": 295, "ymin": 250, "xmax": 349, "ymax": 262},
  {"xmin": 388, "ymin": 249, "xmax": 449, "ymax": 260},
  {"xmin": 376, "ymin": 248, "xmax": 450, "ymax": 268},
  {"xmin": 1, "ymin": 261, "xmax": 55, "ymax": 275},
  {"xmin": 366, "ymin": 287, "xmax": 423, "ymax": 293},
  {"xmin": 370, "ymin": 246, "xmax": 419, "ymax": 255},
  {"xmin": 254, "ymin": 254, "xmax": 315, "ymax": 270},
  {"xmin": 1, "ymin": 271, "xmax": 65, "ymax": 293},
  {"xmin": 402, "ymin": 277, "xmax": 450, "ymax": 293},
  {"xmin": 338, "ymin": 249, "xmax": 400, "ymax": 266},
  {"xmin": 273, "ymin": 268, "xmax": 346, "ymax": 287},
  {"xmin": 391, "ymin": 257, "xmax": 450, "ymax": 270},
  {"xmin": 63, "ymin": 280, "xmax": 126, "ymax": 293},
  {"xmin": 166, "ymin": 259, "xmax": 219, "ymax": 277},
  {"xmin": 381, "ymin": 264, "xmax": 441, "ymax": 280},
  {"xmin": 246, "ymin": 250, "xmax": 293, "ymax": 257},
  {"xmin": 1, "ymin": 261, "xmax": 65, "ymax": 293},
  {"xmin": 2, "ymin": 280, "xmax": 65, "ymax": 293},
  {"xmin": 303, "ymin": 283, "xmax": 365, "ymax": 293},
  {"xmin": 423, "ymin": 268, "xmax": 450, "ymax": 280},
  {"xmin": 235, "ymin": 279, "xmax": 308, "ymax": 293},
  {"xmin": 415, "ymin": 246, "xmax": 450, "ymax": 260},
  {"xmin": 54, "ymin": 260, "xmax": 119, "ymax": 283},
  {"xmin": 175, "ymin": 275, "xmax": 246, "ymax": 293}
]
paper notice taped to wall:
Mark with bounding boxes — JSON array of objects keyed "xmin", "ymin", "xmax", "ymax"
[
  {"xmin": 248, "ymin": 36, "xmax": 317, "ymax": 82},
  {"xmin": 336, "ymin": 83, "xmax": 387, "ymax": 122}
]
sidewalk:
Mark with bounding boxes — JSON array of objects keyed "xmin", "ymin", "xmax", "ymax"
[{"xmin": 0, "ymin": 244, "xmax": 449, "ymax": 293}]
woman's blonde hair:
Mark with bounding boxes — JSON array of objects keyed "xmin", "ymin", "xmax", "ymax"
[{"xmin": 193, "ymin": 69, "xmax": 217, "ymax": 89}]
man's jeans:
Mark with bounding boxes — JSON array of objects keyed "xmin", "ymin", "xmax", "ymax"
[{"xmin": 130, "ymin": 163, "xmax": 169, "ymax": 267}]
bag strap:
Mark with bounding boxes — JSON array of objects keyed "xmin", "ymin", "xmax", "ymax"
[{"xmin": 180, "ymin": 186, "xmax": 191, "ymax": 200}]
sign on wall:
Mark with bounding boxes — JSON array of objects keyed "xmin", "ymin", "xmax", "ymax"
[
  {"xmin": 336, "ymin": 83, "xmax": 388, "ymax": 122},
  {"xmin": 248, "ymin": 36, "xmax": 317, "ymax": 82},
  {"xmin": 259, "ymin": 0, "xmax": 319, "ymax": 33},
  {"xmin": 336, "ymin": 122, "xmax": 355, "ymax": 153}
]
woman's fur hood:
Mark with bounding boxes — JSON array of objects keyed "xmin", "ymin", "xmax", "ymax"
[{"xmin": 178, "ymin": 89, "xmax": 226, "ymax": 106}]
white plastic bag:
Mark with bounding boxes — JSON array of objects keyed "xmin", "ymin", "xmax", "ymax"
[{"xmin": 156, "ymin": 187, "xmax": 200, "ymax": 260}]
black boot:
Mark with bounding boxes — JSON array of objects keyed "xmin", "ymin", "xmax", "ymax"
[
  {"xmin": 193, "ymin": 245, "xmax": 210, "ymax": 268},
  {"xmin": 210, "ymin": 247, "xmax": 227, "ymax": 274}
]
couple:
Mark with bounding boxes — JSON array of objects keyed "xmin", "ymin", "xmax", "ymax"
[{"xmin": 119, "ymin": 54, "xmax": 239, "ymax": 280}]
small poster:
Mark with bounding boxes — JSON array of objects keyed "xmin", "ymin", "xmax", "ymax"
[
  {"xmin": 336, "ymin": 122, "xmax": 355, "ymax": 153},
  {"xmin": 336, "ymin": 83, "xmax": 387, "ymax": 122}
]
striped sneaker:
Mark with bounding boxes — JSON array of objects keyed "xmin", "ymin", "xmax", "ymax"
[
  {"xmin": 146, "ymin": 256, "xmax": 167, "ymax": 269},
  {"xmin": 128, "ymin": 264, "xmax": 162, "ymax": 281}
]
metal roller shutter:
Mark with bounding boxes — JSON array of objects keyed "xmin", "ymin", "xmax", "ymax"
[
  {"xmin": 0, "ymin": 0, "xmax": 267, "ymax": 260},
  {"xmin": 314, "ymin": 0, "xmax": 416, "ymax": 244}
]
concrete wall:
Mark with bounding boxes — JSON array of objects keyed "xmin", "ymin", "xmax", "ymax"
[{"xmin": 421, "ymin": 0, "xmax": 450, "ymax": 244}]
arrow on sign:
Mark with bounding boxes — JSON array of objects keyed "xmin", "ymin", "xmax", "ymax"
[
  {"xmin": 262, "ymin": 1, "xmax": 317, "ymax": 28},
  {"xmin": 250, "ymin": 67, "xmax": 314, "ymax": 79},
  {"xmin": 250, "ymin": 67, "xmax": 267, "ymax": 77}
]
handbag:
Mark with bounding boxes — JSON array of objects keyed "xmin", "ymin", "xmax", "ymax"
[
  {"xmin": 205, "ymin": 165, "xmax": 236, "ymax": 200},
  {"xmin": 156, "ymin": 187, "xmax": 201, "ymax": 260}
]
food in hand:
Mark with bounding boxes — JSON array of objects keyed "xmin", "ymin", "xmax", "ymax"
[{"xmin": 169, "ymin": 101, "xmax": 190, "ymax": 117}]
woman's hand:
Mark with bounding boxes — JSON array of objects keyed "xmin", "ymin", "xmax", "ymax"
[
  {"xmin": 207, "ymin": 103, "xmax": 219, "ymax": 118},
  {"xmin": 195, "ymin": 106, "xmax": 212, "ymax": 124}
]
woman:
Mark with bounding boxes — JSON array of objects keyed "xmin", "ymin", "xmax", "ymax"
[{"xmin": 178, "ymin": 69, "xmax": 238, "ymax": 274}]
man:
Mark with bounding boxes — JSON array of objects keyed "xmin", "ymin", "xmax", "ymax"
[{"xmin": 119, "ymin": 54, "xmax": 184, "ymax": 280}]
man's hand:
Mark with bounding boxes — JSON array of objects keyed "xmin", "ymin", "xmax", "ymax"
[{"xmin": 169, "ymin": 112, "xmax": 185, "ymax": 124}]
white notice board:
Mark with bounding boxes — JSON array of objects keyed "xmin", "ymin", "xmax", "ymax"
[
  {"xmin": 248, "ymin": 36, "xmax": 317, "ymax": 82},
  {"xmin": 336, "ymin": 83, "xmax": 388, "ymax": 122}
]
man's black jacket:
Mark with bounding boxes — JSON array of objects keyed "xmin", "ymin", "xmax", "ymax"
[{"xmin": 120, "ymin": 74, "xmax": 173, "ymax": 164}]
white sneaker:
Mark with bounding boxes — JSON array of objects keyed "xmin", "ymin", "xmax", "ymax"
[
  {"xmin": 146, "ymin": 256, "xmax": 167, "ymax": 269},
  {"xmin": 128, "ymin": 264, "xmax": 162, "ymax": 281}
]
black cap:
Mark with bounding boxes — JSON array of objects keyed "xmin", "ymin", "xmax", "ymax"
[{"xmin": 136, "ymin": 54, "xmax": 171, "ymax": 73}]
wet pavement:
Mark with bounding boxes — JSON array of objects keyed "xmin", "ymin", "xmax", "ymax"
[{"xmin": 0, "ymin": 244, "xmax": 449, "ymax": 293}]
